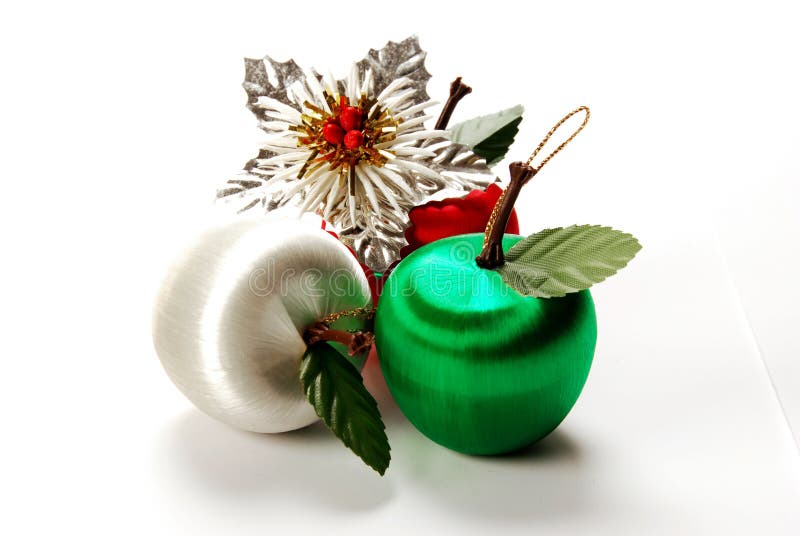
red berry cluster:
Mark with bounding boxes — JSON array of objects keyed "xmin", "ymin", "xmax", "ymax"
[{"xmin": 322, "ymin": 98, "xmax": 364, "ymax": 150}]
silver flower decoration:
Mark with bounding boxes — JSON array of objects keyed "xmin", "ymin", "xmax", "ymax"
[{"xmin": 217, "ymin": 36, "xmax": 492, "ymax": 271}]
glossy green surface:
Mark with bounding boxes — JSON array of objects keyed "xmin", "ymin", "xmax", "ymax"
[{"xmin": 376, "ymin": 233, "xmax": 597, "ymax": 455}]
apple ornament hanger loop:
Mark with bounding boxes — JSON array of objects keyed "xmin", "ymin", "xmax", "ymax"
[
  {"xmin": 525, "ymin": 105, "xmax": 591, "ymax": 172},
  {"xmin": 477, "ymin": 106, "xmax": 591, "ymax": 269}
]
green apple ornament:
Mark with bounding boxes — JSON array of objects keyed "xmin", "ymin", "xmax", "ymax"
[{"xmin": 376, "ymin": 107, "xmax": 642, "ymax": 455}]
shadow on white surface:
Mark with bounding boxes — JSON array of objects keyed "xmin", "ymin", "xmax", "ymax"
[
  {"xmin": 366, "ymin": 352, "xmax": 592, "ymax": 522},
  {"xmin": 154, "ymin": 354, "xmax": 592, "ymax": 524},
  {"xmin": 156, "ymin": 410, "xmax": 589, "ymax": 523},
  {"xmin": 404, "ymin": 428, "xmax": 588, "ymax": 521},
  {"xmin": 157, "ymin": 410, "xmax": 396, "ymax": 512}
]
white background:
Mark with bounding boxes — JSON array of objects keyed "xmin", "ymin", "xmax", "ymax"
[{"xmin": 1, "ymin": 1, "xmax": 799, "ymax": 534}]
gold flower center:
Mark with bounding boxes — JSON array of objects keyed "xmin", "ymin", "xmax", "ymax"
[{"xmin": 293, "ymin": 90, "xmax": 401, "ymax": 190}]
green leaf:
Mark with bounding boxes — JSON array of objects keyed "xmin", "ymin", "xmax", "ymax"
[
  {"xmin": 496, "ymin": 225, "xmax": 642, "ymax": 298},
  {"xmin": 299, "ymin": 342, "xmax": 390, "ymax": 475},
  {"xmin": 473, "ymin": 117, "xmax": 523, "ymax": 165},
  {"xmin": 449, "ymin": 105, "xmax": 524, "ymax": 166}
]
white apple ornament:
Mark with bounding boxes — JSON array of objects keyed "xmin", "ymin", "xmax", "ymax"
[{"xmin": 152, "ymin": 217, "xmax": 373, "ymax": 433}]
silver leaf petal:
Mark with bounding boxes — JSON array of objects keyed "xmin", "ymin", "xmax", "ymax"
[
  {"xmin": 354, "ymin": 35, "xmax": 432, "ymax": 111},
  {"xmin": 243, "ymin": 56, "xmax": 304, "ymax": 122}
]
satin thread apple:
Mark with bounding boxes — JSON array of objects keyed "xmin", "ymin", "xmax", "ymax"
[{"xmin": 375, "ymin": 107, "xmax": 600, "ymax": 455}]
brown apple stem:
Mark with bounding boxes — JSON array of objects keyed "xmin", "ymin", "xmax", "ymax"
[
  {"xmin": 476, "ymin": 162, "xmax": 537, "ymax": 269},
  {"xmin": 475, "ymin": 106, "xmax": 592, "ymax": 270},
  {"xmin": 304, "ymin": 322, "xmax": 374, "ymax": 356},
  {"xmin": 435, "ymin": 77, "xmax": 472, "ymax": 130}
]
